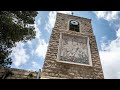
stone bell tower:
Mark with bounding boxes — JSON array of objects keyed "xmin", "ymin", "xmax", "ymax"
[{"xmin": 41, "ymin": 13, "xmax": 104, "ymax": 79}]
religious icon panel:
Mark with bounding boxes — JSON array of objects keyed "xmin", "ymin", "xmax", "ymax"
[{"xmin": 59, "ymin": 33, "xmax": 91, "ymax": 65}]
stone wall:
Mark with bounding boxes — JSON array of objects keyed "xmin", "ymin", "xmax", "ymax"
[
  {"xmin": 0, "ymin": 67, "xmax": 40, "ymax": 79},
  {"xmin": 41, "ymin": 13, "xmax": 104, "ymax": 79},
  {"xmin": 54, "ymin": 13, "xmax": 93, "ymax": 35}
]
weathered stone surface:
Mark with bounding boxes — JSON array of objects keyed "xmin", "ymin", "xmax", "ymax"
[
  {"xmin": 41, "ymin": 13, "xmax": 104, "ymax": 79},
  {"xmin": 24, "ymin": 72, "xmax": 30, "ymax": 75},
  {"xmin": 0, "ymin": 67, "xmax": 39, "ymax": 79}
]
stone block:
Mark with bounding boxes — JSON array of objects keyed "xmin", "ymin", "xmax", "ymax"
[{"xmin": 24, "ymin": 72, "xmax": 30, "ymax": 75}]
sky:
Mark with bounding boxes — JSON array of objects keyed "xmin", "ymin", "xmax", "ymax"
[{"xmin": 10, "ymin": 11, "xmax": 120, "ymax": 79}]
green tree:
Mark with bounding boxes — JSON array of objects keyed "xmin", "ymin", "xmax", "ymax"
[{"xmin": 0, "ymin": 11, "xmax": 38, "ymax": 67}]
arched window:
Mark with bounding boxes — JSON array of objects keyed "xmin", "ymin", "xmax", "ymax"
[{"xmin": 69, "ymin": 20, "xmax": 79, "ymax": 32}]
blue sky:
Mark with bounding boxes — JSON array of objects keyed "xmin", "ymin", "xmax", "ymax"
[{"xmin": 10, "ymin": 11, "xmax": 120, "ymax": 79}]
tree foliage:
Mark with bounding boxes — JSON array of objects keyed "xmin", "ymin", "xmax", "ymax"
[{"xmin": 0, "ymin": 11, "xmax": 38, "ymax": 67}]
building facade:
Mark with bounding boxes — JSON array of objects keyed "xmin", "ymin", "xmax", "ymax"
[{"xmin": 41, "ymin": 13, "xmax": 104, "ymax": 79}]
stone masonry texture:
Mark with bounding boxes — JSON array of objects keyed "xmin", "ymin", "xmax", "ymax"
[
  {"xmin": 41, "ymin": 13, "xmax": 104, "ymax": 79},
  {"xmin": 0, "ymin": 67, "xmax": 39, "ymax": 79}
]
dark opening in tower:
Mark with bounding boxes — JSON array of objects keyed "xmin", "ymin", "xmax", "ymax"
[{"xmin": 69, "ymin": 20, "xmax": 79, "ymax": 32}]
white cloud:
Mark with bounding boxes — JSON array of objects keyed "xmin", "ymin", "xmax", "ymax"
[
  {"xmin": 36, "ymin": 18, "xmax": 41, "ymax": 26},
  {"xmin": 45, "ymin": 11, "xmax": 72, "ymax": 33},
  {"xmin": 34, "ymin": 18, "xmax": 48, "ymax": 58},
  {"xmin": 35, "ymin": 39, "xmax": 48, "ymax": 58},
  {"xmin": 27, "ymin": 40, "xmax": 32, "ymax": 46},
  {"xmin": 31, "ymin": 61, "xmax": 40, "ymax": 71},
  {"xmin": 31, "ymin": 50, "xmax": 34, "ymax": 56},
  {"xmin": 94, "ymin": 11, "xmax": 120, "ymax": 79},
  {"xmin": 100, "ymin": 36, "xmax": 110, "ymax": 51},
  {"xmin": 26, "ymin": 21, "xmax": 41, "ymax": 48},
  {"xmin": 94, "ymin": 11, "xmax": 120, "ymax": 27},
  {"xmin": 45, "ymin": 11, "xmax": 57, "ymax": 33},
  {"xmin": 58, "ymin": 11, "xmax": 72, "ymax": 15},
  {"xmin": 100, "ymin": 36, "xmax": 120, "ymax": 79},
  {"xmin": 116, "ymin": 27, "xmax": 120, "ymax": 37},
  {"xmin": 93, "ymin": 11, "xmax": 120, "ymax": 21},
  {"xmin": 34, "ymin": 23, "xmax": 41, "ymax": 39},
  {"xmin": 11, "ymin": 42, "xmax": 30, "ymax": 67}
]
